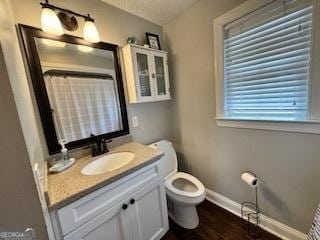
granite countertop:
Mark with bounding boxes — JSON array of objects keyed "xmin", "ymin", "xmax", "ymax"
[{"xmin": 45, "ymin": 142, "xmax": 163, "ymax": 210}]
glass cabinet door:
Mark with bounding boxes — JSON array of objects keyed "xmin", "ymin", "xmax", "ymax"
[
  {"xmin": 136, "ymin": 52, "xmax": 152, "ymax": 98},
  {"xmin": 154, "ymin": 56, "xmax": 166, "ymax": 96},
  {"xmin": 131, "ymin": 47, "xmax": 170, "ymax": 102},
  {"xmin": 153, "ymin": 54, "xmax": 170, "ymax": 100}
]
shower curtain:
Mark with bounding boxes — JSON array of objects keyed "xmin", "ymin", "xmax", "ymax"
[
  {"xmin": 308, "ymin": 204, "xmax": 320, "ymax": 240},
  {"xmin": 44, "ymin": 74, "xmax": 122, "ymax": 142}
]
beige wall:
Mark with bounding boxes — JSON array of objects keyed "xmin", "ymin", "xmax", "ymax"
[
  {"xmin": 164, "ymin": 0, "xmax": 320, "ymax": 233},
  {"xmin": 0, "ymin": 45, "xmax": 48, "ymax": 239},
  {"xmin": 0, "ymin": 0, "xmax": 52, "ymax": 238}
]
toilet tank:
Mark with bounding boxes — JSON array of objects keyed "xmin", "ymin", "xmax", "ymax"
[{"xmin": 149, "ymin": 140, "xmax": 177, "ymax": 178}]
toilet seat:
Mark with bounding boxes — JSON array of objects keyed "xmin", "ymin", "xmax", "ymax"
[{"xmin": 165, "ymin": 172, "xmax": 205, "ymax": 198}]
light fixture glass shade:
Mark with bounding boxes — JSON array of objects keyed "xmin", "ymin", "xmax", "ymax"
[
  {"xmin": 83, "ymin": 20, "xmax": 100, "ymax": 43},
  {"xmin": 41, "ymin": 7, "xmax": 64, "ymax": 36},
  {"xmin": 42, "ymin": 39, "xmax": 66, "ymax": 48},
  {"xmin": 78, "ymin": 45, "xmax": 93, "ymax": 53}
]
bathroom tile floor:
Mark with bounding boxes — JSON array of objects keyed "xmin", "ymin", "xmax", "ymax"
[{"xmin": 162, "ymin": 200, "xmax": 280, "ymax": 240}]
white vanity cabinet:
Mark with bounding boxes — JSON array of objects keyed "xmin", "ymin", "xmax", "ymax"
[
  {"xmin": 122, "ymin": 44, "xmax": 171, "ymax": 103},
  {"xmin": 129, "ymin": 179, "xmax": 167, "ymax": 240},
  {"xmin": 51, "ymin": 162, "xmax": 168, "ymax": 240},
  {"xmin": 63, "ymin": 201, "xmax": 131, "ymax": 240}
]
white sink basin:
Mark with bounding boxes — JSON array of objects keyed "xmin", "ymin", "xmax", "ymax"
[{"xmin": 81, "ymin": 152, "xmax": 135, "ymax": 175}]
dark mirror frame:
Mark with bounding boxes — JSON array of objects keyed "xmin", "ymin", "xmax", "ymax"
[{"xmin": 18, "ymin": 24, "xmax": 129, "ymax": 155}]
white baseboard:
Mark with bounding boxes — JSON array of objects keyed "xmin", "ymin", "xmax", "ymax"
[{"xmin": 205, "ymin": 188, "xmax": 307, "ymax": 240}]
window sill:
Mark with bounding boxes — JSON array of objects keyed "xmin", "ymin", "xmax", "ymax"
[{"xmin": 216, "ymin": 117, "xmax": 320, "ymax": 134}]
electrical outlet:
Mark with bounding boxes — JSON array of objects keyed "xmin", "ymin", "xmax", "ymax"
[{"xmin": 132, "ymin": 116, "xmax": 139, "ymax": 127}]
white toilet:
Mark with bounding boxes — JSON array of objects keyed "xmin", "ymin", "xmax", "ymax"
[{"xmin": 149, "ymin": 140, "xmax": 206, "ymax": 229}]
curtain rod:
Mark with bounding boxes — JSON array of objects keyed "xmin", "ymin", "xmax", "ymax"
[{"xmin": 44, "ymin": 70, "xmax": 114, "ymax": 80}]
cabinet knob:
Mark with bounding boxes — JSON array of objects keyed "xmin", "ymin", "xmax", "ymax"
[
  {"xmin": 122, "ymin": 203, "xmax": 128, "ymax": 210},
  {"xmin": 130, "ymin": 199, "xmax": 135, "ymax": 205},
  {"xmin": 152, "ymin": 73, "xmax": 156, "ymax": 78}
]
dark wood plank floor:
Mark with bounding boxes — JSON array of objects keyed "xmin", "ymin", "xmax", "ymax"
[{"xmin": 162, "ymin": 200, "xmax": 280, "ymax": 240}]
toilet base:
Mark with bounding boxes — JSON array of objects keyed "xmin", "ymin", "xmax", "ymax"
[{"xmin": 167, "ymin": 199, "xmax": 199, "ymax": 229}]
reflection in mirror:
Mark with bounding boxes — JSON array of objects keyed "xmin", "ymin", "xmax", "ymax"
[{"xmin": 34, "ymin": 38, "xmax": 123, "ymax": 143}]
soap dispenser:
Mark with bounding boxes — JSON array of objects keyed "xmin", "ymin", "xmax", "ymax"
[
  {"xmin": 49, "ymin": 139, "xmax": 75, "ymax": 173},
  {"xmin": 59, "ymin": 139, "xmax": 69, "ymax": 161}
]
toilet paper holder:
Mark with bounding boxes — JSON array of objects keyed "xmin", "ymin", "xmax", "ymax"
[{"xmin": 241, "ymin": 171, "xmax": 261, "ymax": 238}]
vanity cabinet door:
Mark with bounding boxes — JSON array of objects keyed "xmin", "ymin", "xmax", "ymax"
[
  {"xmin": 132, "ymin": 48, "xmax": 155, "ymax": 102},
  {"xmin": 129, "ymin": 179, "xmax": 169, "ymax": 240},
  {"xmin": 64, "ymin": 202, "xmax": 132, "ymax": 240},
  {"xmin": 151, "ymin": 53, "xmax": 171, "ymax": 101}
]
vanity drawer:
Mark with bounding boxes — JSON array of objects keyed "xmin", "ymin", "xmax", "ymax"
[{"xmin": 57, "ymin": 161, "xmax": 160, "ymax": 235}]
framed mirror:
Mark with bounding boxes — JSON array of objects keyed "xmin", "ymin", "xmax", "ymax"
[{"xmin": 18, "ymin": 24, "xmax": 129, "ymax": 154}]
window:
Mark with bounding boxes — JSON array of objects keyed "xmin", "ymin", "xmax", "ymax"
[
  {"xmin": 225, "ymin": 4, "xmax": 312, "ymax": 121},
  {"xmin": 214, "ymin": 0, "xmax": 320, "ymax": 133}
]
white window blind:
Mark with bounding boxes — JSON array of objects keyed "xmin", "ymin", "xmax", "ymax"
[{"xmin": 224, "ymin": 1, "xmax": 313, "ymax": 121}]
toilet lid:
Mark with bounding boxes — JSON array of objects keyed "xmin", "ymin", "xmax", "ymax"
[{"xmin": 149, "ymin": 140, "xmax": 177, "ymax": 177}]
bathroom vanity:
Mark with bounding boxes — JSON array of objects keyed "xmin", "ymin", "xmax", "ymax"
[{"xmin": 46, "ymin": 142, "xmax": 169, "ymax": 240}]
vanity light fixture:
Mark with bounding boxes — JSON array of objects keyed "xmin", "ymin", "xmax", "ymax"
[{"xmin": 40, "ymin": 0, "xmax": 100, "ymax": 43}]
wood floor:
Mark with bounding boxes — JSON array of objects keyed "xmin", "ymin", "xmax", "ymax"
[{"xmin": 161, "ymin": 200, "xmax": 280, "ymax": 240}]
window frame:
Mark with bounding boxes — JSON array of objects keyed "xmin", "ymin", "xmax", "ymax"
[{"xmin": 213, "ymin": 0, "xmax": 320, "ymax": 133}]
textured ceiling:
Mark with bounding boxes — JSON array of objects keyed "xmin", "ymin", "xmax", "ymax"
[{"xmin": 100, "ymin": 0, "xmax": 198, "ymax": 25}]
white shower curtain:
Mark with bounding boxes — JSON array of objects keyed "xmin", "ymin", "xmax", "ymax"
[
  {"xmin": 44, "ymin": 74, "xmax": 122, "ymax": 142},
  {"xmin": 308, "ymin": 204, "xmax": 320, "ymax": 240}
]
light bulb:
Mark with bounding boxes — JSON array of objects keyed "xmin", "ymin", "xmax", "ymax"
[
  {"xmin": 83, "ymin": 20, "xmax": 100, "ymax": 43},
  {"xmin": 78, "ymin": 45, "xmax": 93, "ymax": 53},
  {"xmin": 41, "ymin": 7, "xmax": 64, "ymax": 36},
  {"xmin": 42, "ymin": 39, "xmax": 66, "ymax": 48}
]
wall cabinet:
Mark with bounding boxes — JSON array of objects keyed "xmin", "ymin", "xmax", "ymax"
[
  {"xmin": 50, "ymin": 162, "xmax": 168, "ymax": 240},
  {"xmin": 123, "ymin": 44, "xmax": 171, "ymax": 103}
]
